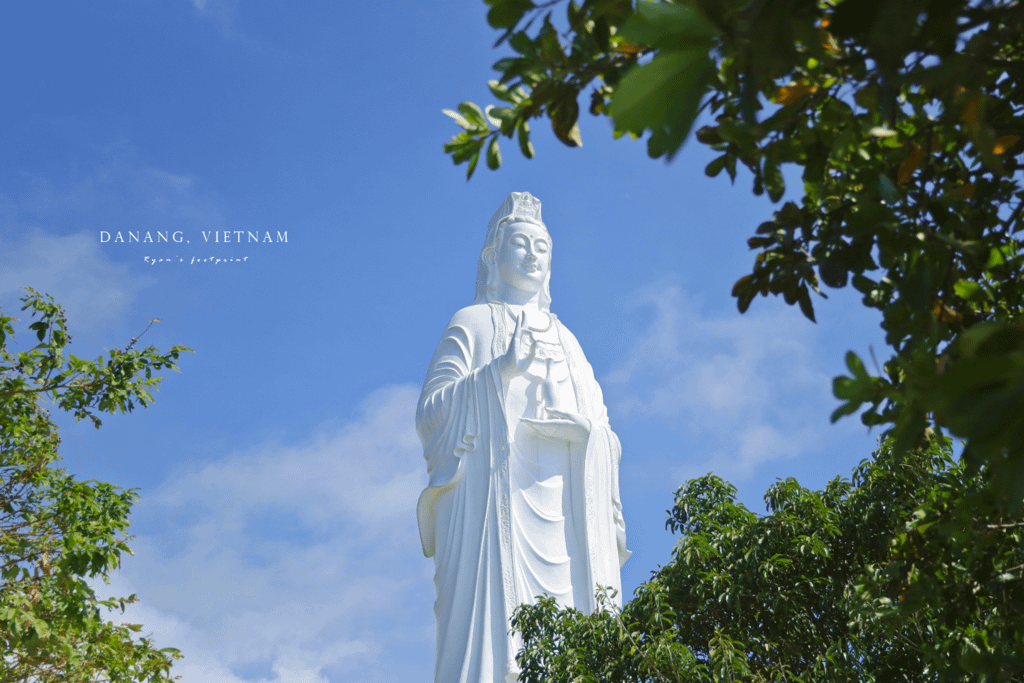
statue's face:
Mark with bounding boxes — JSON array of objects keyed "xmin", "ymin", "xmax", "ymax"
[{"xmin": 495, "ymin": 221, "xmax": 551, "ymax": 294}]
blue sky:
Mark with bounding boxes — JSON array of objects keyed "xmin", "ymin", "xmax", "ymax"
[{"xmin": 0, "ymin": 2, "xmax": 888, "ymax": 681}]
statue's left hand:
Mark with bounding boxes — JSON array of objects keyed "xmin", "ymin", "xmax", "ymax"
[{"xmin": 521, "ymin": 410, "xmax": 590, "ymax": 444}]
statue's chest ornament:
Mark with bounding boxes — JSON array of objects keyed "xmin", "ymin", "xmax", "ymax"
[
  {"xmin": 525, "ymin": 320, "xmax": 570, "ymax": 418},
  {"xmin": 499, "ymin": 304, "xmax": 572, "ymax": 418},
  {"xmin": 523, "ymin": 333, "xmax": 568, "ymax": 381}
]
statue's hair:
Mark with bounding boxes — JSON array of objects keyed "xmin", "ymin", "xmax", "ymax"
[{"xmin": 474, "ymin": 192, "xmax": 552, "ymax": 311}]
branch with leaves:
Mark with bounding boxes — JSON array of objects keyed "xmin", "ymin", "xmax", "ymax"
[
  {"xmin": 451, "ymin": 2, "xmax": 1024, "ymax": 678},
  {"xmin": 1, "ymin": 289, "xmax": 190, "ymax": 682},
  {"xmin": 446, "ymin": 0, "xmax": 1024, "ymax": 507}
]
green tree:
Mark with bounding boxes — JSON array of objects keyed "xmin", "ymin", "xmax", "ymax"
[
  {"xmin": 513, "ymin": 435, "xmax": 1024, "ymax": 681},
  {"xmin": 445, "ymin": 0, "xmax": 1024, "ymax": 506},
  {"xmin": 1, "ymin": 289, "xmax": 189, "ymax": 682},
  {"xmin": 446, "ymin": 0, "xmax": 1024, "ymax": 678}
]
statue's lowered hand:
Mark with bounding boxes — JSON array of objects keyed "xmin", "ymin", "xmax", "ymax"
[{"xmin": 521, "ymin": 410, "xmax": 590, "ymax": 444}]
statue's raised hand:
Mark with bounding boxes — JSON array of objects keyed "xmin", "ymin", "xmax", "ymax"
[{"xmin": 498, "ymin": 311, "xmax": 536, "ymax": 383}]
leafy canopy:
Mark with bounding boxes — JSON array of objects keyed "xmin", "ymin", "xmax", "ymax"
[
  {"xmin": 445, "ymin": 0, "xmax": 1024, "ymax": 508},
  {"xmin": 447, "ymin": 0, "xmax": 1024, "ymax": 679},
  {"xmin": 513, "ymin": 436, "xmax": 1024, "ymax": 681},
  {"xmin": 1, "ymin": 290, "xmax": 189, "ymax": 682}
]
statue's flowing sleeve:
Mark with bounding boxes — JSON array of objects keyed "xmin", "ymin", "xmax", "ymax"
[
  {"xmin": 558, "ymin": 321, "xmax": 631, "ymax": 611},
  {"xmin": 416, "ymin": 308, "xmax": 517, "ymax": 683},
  {"xmin": 415, "ymin": 307, "xmax": 501, "ymax": 557}
]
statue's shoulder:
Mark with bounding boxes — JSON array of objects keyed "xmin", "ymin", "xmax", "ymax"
[
  {"xmin": 553, "ymin": 315, "xmax": 580, "ymax": 341},
  {"xmin": 446, "ymin": 303, "xmax": 493, "ymax": 339},
  {"xmin": 554, "ymin": 317, "xmax": 589, "ymax": 359}
]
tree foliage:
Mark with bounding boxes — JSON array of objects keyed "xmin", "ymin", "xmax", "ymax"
[
  {"xmin": 447, "ymin": 1, "xmax": 1024, "ymax": 677},
  {"xmin": 446, "ymin": 0, "xmax": 1024, "ymax": 509},
  {"xmin": 513, "ymin": 436, "xmax": 1024, "ymax": 681},
  {"xmin": 1, "ymin": 289, "xmax": 189, "ymax": 682}
]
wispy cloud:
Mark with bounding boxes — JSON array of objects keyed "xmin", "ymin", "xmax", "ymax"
[
  {"xmin": 0, "ymin": 160, "xmax": 226, "ymax": 328},
  {"xmin": 111, "ymin": 384, "xmax": 434, "ymax": 683},
  {"xmin": 606, "ymin": 281, "xmax": 866, "ymax": 481},
  {"xmin": 187, "ymin": 0, "xmax": 236, "ymax": 21},
  {"xmin": 14, "ymin": 161, "xmax": 226, "ymax": 234},
  {"xmin": 0, "ymin": 231, "xmax": 155, "ymax": 330},
  {"xmin": 183, "ymin": 0, "xmax": 274, "ymax": 52}
]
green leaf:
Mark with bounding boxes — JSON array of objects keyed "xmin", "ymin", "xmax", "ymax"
[
  {"xmin": 957, "ymin": 641, "xmax": 989, "ymax": 673},
  {"xmin": 487, "ymin": 0, "xmax": 535, "ymax": 29},
  {"xmin": 797, "ymin": 284, "xmax": 816, "ymax": 322},
  {"xmin": 517, "ymin": 120, "xmax": 535, "ymax": 159},
  {"xmin": 732, "ymin": 275, "xmax": 757, "ymax": 313},
  {"xmin": 819, "ymin": 256, "xmax": 849, "ymax": 288},
  {"xmin": 830, "ymin": 127, "xmax": 857, "ymax": 162},
  {"xmin": 953, "ymin": 280, "xmax": 987, "ymax": 302},
  {"xmin": 619, "ymin": 0, "xmax": 718, "ymax": 50},
  {"xmin": 509, "ymin": 30, "xmax": 537, "ymax": 57},
  {"xmin": 488, "ymin": 106, "xmax": 518, "ymax": 135},
  {"xmin": 985, "ymin": 246, "xmax": 1006, "ymax": 268},
  {"xmin": 830, "ymin": 397, "xmax": 862, "ymax": 422},
  {"xmin": 467, "ymin": 149, "xmax": 481, "ymax": 179},
  {"xmin": 763, "ymin": 159, "xmax": 785, "ymax": 202},
  {"xmin": 609, "ymin": 49, "xmax": 712, "ymax": 158},
  {"xmin": 442, "ymin": 109, "xmax": 472, "ymax": 130},
  {"xmin": 705, "ymin": 154, "xmax": 728, "ymax": 178},
  {"xmin": 846, "ymin": 351, "xmax": 870, "ymax": 382},
  {"xmin": 487, "ymin": 137, "xmax": 502, "ymax": 170},
  {"xmin": 488, "ymin": 80, "xmax": 513, "ymax": 103},
  {"xmin": 550, "ymin": 89, "xmax": 583, "ymax": 147},
  {"xmin": 457, "ymin": 102, "xmax": 489, "ymax": 129},
  {"xmin": 610, "ymin": 49, "xmax": 708, "ymax": 133},
  {"xmin": 447, "ymin": 136, "xmax": 484, "ymax": 164}
]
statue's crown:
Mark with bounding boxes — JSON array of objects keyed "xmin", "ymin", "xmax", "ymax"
[{"xmin": 488, "ymin": 191, "xmax": 544, "ymax": 232}]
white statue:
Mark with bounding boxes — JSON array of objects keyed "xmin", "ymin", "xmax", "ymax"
[{"xmin": 416, "ymin": 192, "xmax": 630, "ymax": 683}]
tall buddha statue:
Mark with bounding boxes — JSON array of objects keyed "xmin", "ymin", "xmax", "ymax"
[{"xmin": 416, "ymin": 192, "xmax": 630, "ymax": 683}]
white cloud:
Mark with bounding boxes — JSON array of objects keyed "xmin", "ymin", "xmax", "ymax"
[
  {"xmin": 188, "ymin": 0, "xmax": 233, "ymax": 16},
  {"xmin": 0, "ymin": 230, "xmax": 154, "ymax": 329},
  {"xmin": 110, "ymin": 384, "xmax": 434, "ymax": 682},
  {"xmin": 606, "ymin": 281, "xmax": 864, "ymax": 480},
  {"xmin": 184, "ymin": 0, "xmax": 263, "ymax": 48},
  {"xmin": 154, "ymin": 386, "xmax": 424, "ymax": 533},
  {"xmin": 14, "ymin": 161, "xmax": 225, "ymax": 233},
  {"xmin": 0, "ymin": 159, "xmax": 227, "ymax": 329}
]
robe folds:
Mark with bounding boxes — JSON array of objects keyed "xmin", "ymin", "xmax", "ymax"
[{"xmin": 416, "ymin": 303, "xmax": 630, "ymax": 683}]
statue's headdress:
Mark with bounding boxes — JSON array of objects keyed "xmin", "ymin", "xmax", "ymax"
[
  {"xmin": 487, "ymin": 191, "xmax": 544, "ymax": 232},
  {"xmin": 474, "ymin": 192, "xmax": 552, "ymax": 310}
]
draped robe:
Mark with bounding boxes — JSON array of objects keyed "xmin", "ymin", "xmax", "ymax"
[{"xmin": 416, "ymin": 302, "xmax": 630, "ymax": 683}]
